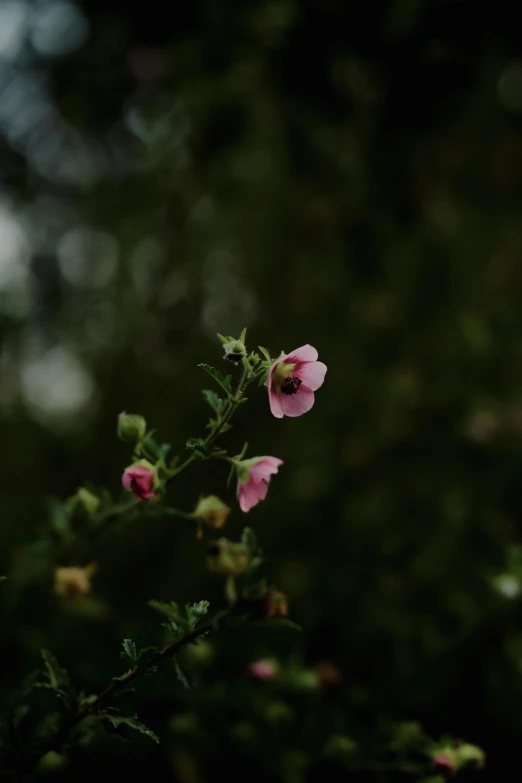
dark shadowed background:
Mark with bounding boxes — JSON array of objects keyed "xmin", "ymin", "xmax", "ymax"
[{"xmin": 2, "ymin": 0, "xmax": 522, "ymax": 780}]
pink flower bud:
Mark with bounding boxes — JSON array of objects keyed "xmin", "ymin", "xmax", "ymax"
[
  {"xmin": 249, "ymin": 659, "xmax": 277, "ymax": 681},
  {"xmin": 122, "ymin": 464, "xmax": 155, "ymax": 500}
]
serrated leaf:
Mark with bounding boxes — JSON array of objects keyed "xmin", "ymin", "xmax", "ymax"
[
  {"xmin": 186, "ymin": 600, "xmax": 210, "ymax": 628},
  {"xmin": 185, "ymin": 438, "xmax": 222, "ymax": 458},
  {"xmin": 149, "ymin": 599, "xmax": 182, "ymax": 621},
  {"xmin": 161, "ymin": 620, "xmax": 185, "ymax": 643},
  {"xmin": 198, "ymin": 364, "xmax": 233, "ymax": 397},
  {"xmin": 104, "ymin": 713, "xmax": 159, "ymax": 743},
  {"xmin": 205, "ymin": 418, "xmax": 232, "ymax": 434},
  {"xmin": 202, "ymin": 389, "xmax": 221, "ymax": 413},
  {"xmin": 121, "ymin": 639, "xmax": 137, "ymax": 663},
  {"xmin": 258, "ymin": 368, "xmax": 270, "ymax": 387},
  {"xmin": 41, "ymin": 650, "xmax": 71, "ymax": 695}
]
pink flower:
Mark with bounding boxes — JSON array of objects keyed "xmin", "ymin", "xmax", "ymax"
[
  {"xmin": 268, "ymin": 344, "xmax": 326, "ymax": 418},
  {"xmin": 122, "ymin": 465, "xmax": 155, "ymax": 500},
  {"xmin": 236, "ymin": 456, "xmax": 283, "ymax": 512},
  {"xmin": 248, "ymin": 659, "xmax": 277, "ymax": 681}
]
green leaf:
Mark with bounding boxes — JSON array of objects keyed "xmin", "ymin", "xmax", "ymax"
[
  {"xmin": 258, "ymin": 368, "xmax": 270, "ymax": 386},
  {"xmin": 186, "ymin": 600, "xmax": 210, "ymax": 628},
  {"xmin": 148, "ymin": 599, "xmax": 183, "ymax": 623},
  {"xmin": 0, "ymin": 576, "xmax": 7, "ymax": 582},
  {"xmin": 121, "ymin": 639, "xmax": 138, "ymax": 663},
  {"xmin": 239, "ymin": 327, "xmax": 247, "ymax": 344},
  {"xmin": 202, "ymin": 389, "xmax": 221, "ymax": 413},
  {"xmin": 198, "ymin": 364, "xmax": 233, "ymax": 397},
  {"xmin": 216, "ymin": 333, "xmax": 228, "ymax": 344},
  {"xmin": 185, "ymin": 438, "xmax": 222, "ymax": 458},
  {"xmin": 41, "ymin": 650, "xmax": 71, "ymax": 695},
  {"xmin": 49, "ymin": 501, "xmax": 71, "ymax": 539},
  {"xmin": 258, "ymin": 346, "xmax": 271, "ymax": 363},
  {"xmin": 104, "ymin": 713, "xmax": 159, "ymax": 744},
  {"xmin": 205, "ymin": 418, "xmax": 233, "ymax": 434}
]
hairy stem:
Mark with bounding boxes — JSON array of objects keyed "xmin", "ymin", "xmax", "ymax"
[
  {"xmin": 41, "ymin": 619, "xmax": 214, "ymax": 758},
  {"xmin": 57, "ymin": 366, "xmax": 251, "ymax": 562},
  {"xmin": 166, "ymin": 365, "xmax": 250, "ymax": 484}
]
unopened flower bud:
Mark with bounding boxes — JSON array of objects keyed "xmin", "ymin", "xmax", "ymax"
[
  {"xmin": 54, "ymin": 564, "xmax": 97, "ymax": 599},
  {"xmin": 248, "ymin": 659, "xmax": 278, "ymax": 681},
  {"xmin": 194, "ymin": 495, "xmax": 231, "ymax": 529},
  {"xmin": 122, "ymin": 459, "xmax": 157, "ymax": 501},
  {"xmin": 262, "ymin": 587, "xmax": 289, "ymax": 618},
  {"xmin": 118, "ymin": 412, "xmax": 146, "ymax": 442},
  {"xmin": 223, "ymin": 339, "xmax": 247, "ymax": 363},
  {"xmin": 206, "ymin": 538, "xmax": 250, "ymax": 576},
  {"xmin": 71, "ymin": 487, "xmax": 99, "ymax": 517}
]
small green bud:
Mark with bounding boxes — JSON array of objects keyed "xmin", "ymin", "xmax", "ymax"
[
  {"xmin": 223, "ymin": 339, "xmax": 247, "ymax": 364},
  {"xmin": 118, "ymin": 412, "xmax": 146, "ymax": 442},
  {"xmin": 206, "ymin": 538, "xmax": 250, "ymax": 576},
  {"xmin": 74, "ymin": 488, "xmax": 100, "ymax": 516}
]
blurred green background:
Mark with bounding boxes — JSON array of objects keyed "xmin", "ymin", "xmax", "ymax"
[{"xmin": 2, "ymin": 0, "xmax": 522, "ymax": 779}]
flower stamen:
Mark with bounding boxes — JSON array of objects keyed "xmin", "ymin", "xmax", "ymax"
[{"xmin": 281, "ymin": 376, "xmax": 302, "ymax": 395}]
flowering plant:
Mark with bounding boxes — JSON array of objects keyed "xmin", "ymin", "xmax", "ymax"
[{"xmin": 0, "ymin": 331, "xmax": 483, "ymax": 779}]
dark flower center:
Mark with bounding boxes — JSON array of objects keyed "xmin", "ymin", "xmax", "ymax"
[{"xmin": 281, "ymin": 376, "xmax": 302, "ymax": 395}]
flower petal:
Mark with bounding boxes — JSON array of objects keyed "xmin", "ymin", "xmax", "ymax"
[
  {"xmin": 296, "ymin": 360, "xmax": 327, "ymax": 391},
  {"xmin": 249, "ymin": 457, "xmax": 283, "ymax": 484},
  {"xmin": 122, "ymin": 471, "xmax": 132, "ymax": 489},
  {"xmin": 269, "ymin": 388, "xmax": 285, "ymax": 418},
  {"xmin": 286, "ymin": 344, "xmax": 318, "ymax": 363},
  {"xmin": 280, "ymin": 384, "xmax": 315, "ymax": 417},
  {"xmin": 239, "ymin": 480, "xmax": 266, "ymax": 512}
]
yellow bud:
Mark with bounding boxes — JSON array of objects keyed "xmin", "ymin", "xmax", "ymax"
[
  {"xmin": 194, "ymin": 496, "xmax": 231, "ymax": 529},
  {"xmin": 206, "ymin": 538, "xmax": 250, "ymax": 576},
  {"xmin": 54, "ymin": 564, "xmax": 97, "ymax": 599}
]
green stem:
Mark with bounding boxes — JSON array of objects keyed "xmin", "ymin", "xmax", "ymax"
[
  {"xmin": 166, "ymin": 366, "xmax": 250, "ymax": 485},
  {"xmin": 56, "ymin": 366, "xmax": 251, "ymax": 562},
  {"xmin": 40, "ymin": 619, "xmax": 215, "ymax": 758}
]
